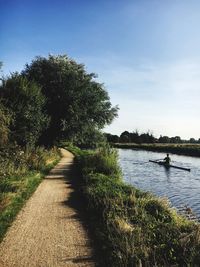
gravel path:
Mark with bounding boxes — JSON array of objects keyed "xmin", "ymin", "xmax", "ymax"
[{"xmin": 0, "ymin": 149, "xmax": 95, "ymax": 267}]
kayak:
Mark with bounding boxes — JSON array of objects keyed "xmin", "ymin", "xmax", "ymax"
[{"xmin": 149, "ymin": 160, "xmax": 191, "ymax": 172}]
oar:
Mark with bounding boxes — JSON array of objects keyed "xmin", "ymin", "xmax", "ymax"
[
  {"xmin": 149, "ymin": 160, "xmax": 191, "ymax": 171},
  {"xmin": 132, "ymin": 161, "xmax": 149, "ymax": 165}
]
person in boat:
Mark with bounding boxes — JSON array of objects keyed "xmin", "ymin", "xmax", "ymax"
[{"xmin": 164, "ymin": 153, "xmax": 171, "ymax": 165}]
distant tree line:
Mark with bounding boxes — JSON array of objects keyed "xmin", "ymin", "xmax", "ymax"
[
  {"xmin": 105, "ymin": 130, "xmax": 200, "ymax": 144},
  {"xmin": 0, "ymin": 56, "xmax": 118, "ymax": 148}
]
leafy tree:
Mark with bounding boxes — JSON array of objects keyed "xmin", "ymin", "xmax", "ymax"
[
  {"xmin": 105, "ymin": 133, "xmax": 119, "ymax": 143},
  {"xmin": 0, "ymin": 74, "xmax": 49, "ymax": 146},
  {"xmin": 0, "ymin": 101, "xmax": 12, "ymax": 146},
  {"xmin": 78, "ymin": 128, "xmax": 106, "ymax": 148},
  {"xmin": 170, "ymin": 136, "xmax": 182, "ymax": 144},
  {"xmin": 159, "ymin": 135, "xmax": 170, "ymax": 143},
  {"xmin": 120, "ymin": 131, "xmax": 130, "ymax": 143},
  {"xmin": 189, "ymin": 138, "xmax": 196, "ymax": 143},
  {"xmin": 0, "ymin": 63, "xmax": 13, "ymax": 145},
  {"xmin": 129, "ymin": 131, "xmax": 140, "ymax": 143},
  {"xmin": 22, "ymin": 55, "xmax": 118, "ymax": 145}
]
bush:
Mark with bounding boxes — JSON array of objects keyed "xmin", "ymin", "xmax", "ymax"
[{"xmin": 81, "ymin": 144, "xmax": 121, "ymax": 177}]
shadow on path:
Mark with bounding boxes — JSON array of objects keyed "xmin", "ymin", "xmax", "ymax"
[{"xmin": 61, "ymin": 161, "xmax": 103, "ymax": 267}]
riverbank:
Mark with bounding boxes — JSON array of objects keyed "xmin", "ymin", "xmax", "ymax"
[
  {"xmin": 113, "ymin": 143, "xmax": 200, "ymax": 157},
  {"xmin": 68, "ymin": 144, "xmax": 200, "ymax": 266}
]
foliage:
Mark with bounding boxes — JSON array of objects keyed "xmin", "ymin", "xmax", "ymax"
[
  {"xmin": 76, "ymin": 128, "xmax": 106, "ymax": 148},
  {"xmin": 74, "ymin": 146, "xmax": 200, "ymax": 266},
  {"xmin": 119, "ymin": 130, "xmax": 155, "ymax": 144},
  {"xmin": 22, "ymin": 54, "xmax": 118, "ymax": 145},
  {"xmin": 0, "ymin": 73, "xmax": 49, "ymax": 146},
  {"xmin": 0, "ymin": 146, "xmax": 60, "ymax": 240},
  {"xmin": 0, "ymin": 102, "xmax": 12, "ymax": 146},
  {"xmin": 0, "ymin": 145, "xmax": 60, "ymax": 179},
  {"xmin": 105, "ymin": 133, "xmax": 119, "ymax": 143},
  {"xmin": 107, "ymin": 130, "xmax": 200, "ymax": 144},
  {"xmin": 82, "ymin": 144, "xmax": 121, "ymax": 177},
  {"xmin": 106, "ymin": 130, "xmax": 156, "ymax": 144}
]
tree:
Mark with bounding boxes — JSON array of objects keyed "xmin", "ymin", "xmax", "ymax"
[
  {"xmin": 189, "ymin": 138, "xmax": 196, "ymax": 144},
  {"xmin": 0, "ymin": 101, "xmax": 12, "ymax": 146},
  {"xmin": 120, "ymin": 131, "xmax": 130, "ymax": 143},
  {"xmin": 105, "ymin": 133, "xmax": 119, "ymax": 143},
  {"xmin": 22, "ymin": 55, "xmax": 118, "ymax": 145},
  {"xmin": 129, "ymin": 130, "xmax": 140, "ymax": 143},
  {"xmin": 159, "ymin": 135, "xmax": 170, "ymax": 143},
  {"xmin": 170, "ymin": 136, "xmax": 182, "ymax": 144},
  {"xmin": 0, "ymin": 73, "xmax": 49, "ymax": 146}
]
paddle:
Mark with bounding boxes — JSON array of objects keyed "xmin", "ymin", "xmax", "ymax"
[
  {"xmin": 154, "ymin": 159, "xmax": 163, "ymax": 162},
  {"xmin": 132, "ymin": 161, "xmax": 149, "ymax": 165},
  {"xmin": 133, "ymin": 159, "xmax": 164, "ymax": 164}
]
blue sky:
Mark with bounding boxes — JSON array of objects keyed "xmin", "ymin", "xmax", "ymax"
[{"xmin": 1, "ymin": 0, "xmax": 200, "ymax": 139}]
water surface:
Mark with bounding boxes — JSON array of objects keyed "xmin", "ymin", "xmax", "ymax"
[{"xmin": 118, "ymin": 149, "xmax": 200, "ymax": 219}]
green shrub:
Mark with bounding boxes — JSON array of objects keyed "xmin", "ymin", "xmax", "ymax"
[{"xmin": 79, "ymin": 144, "xmax": 121, "ymax": 178}]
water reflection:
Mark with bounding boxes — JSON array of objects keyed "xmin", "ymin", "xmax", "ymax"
[
  {"xmin": 118, "ymin": 149, "xmax": 200, "ymax": 219},
  {"xmin": 164, "ymin": 167, "xmax": 171, "ymax": 180}
]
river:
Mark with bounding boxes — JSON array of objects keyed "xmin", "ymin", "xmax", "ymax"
[{"xmin": 118, "ymin": 148, "xmax": 200, "ymax": 220}]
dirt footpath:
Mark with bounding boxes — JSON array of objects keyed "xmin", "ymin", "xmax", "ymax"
[{"xmin": 0, "ymin": 149, "xmax": 95, "ymax": 267}]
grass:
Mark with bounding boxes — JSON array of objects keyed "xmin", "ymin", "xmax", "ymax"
[
  {"xmin": 113, "ymin": 143, "xmax": 200, "ymax": 157},
  {"xmin": 0, "ymin": 146, "xmax": 61, "ymax": 241},
  {"xmin": 70, "ymin": 144, "xmax": 200, "ymax": 267}
]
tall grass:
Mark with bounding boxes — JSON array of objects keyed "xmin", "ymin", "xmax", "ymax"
[
  {"xmin": 73, "ymin": 145, "xmax": 200, "ymax": 266},
  {"xmin": 0, "ymin": 145, "xmax": 61, "ymax": 240},
  {"xmin": 0, "ymin": 145, "xmax": 60, "ymax": 177}
]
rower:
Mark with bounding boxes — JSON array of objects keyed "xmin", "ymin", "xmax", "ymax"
[{"xmin": 164, "ymin": 153, "xmax": 171, "ymax": 165}]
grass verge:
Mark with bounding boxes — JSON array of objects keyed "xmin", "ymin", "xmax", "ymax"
[
  {"xmin": 70, "ymin": 144, "xmax": 200, "ymax": 267},
  {"xmin": 0, "ymin": 147, "xmax": 61, "ymax": 241}
]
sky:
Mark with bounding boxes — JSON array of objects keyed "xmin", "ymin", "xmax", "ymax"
[{"xmin": 1, "ymin": 0, "xmax": 200, "ymax": 139}]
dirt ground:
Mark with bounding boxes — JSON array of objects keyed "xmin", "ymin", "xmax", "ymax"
[{"xmin": 0, "ymin": 149, "xmax": 95, "ymax": 267}]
